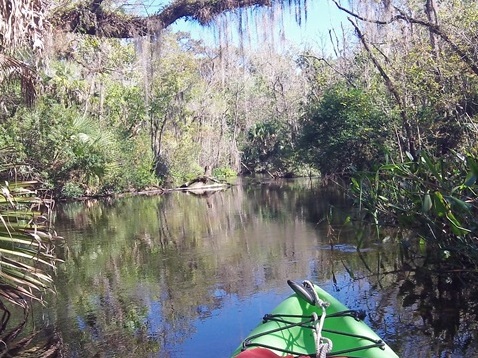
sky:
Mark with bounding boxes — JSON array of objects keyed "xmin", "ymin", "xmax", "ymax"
[{"xmin": 128, "ymin": 0, "xmax": 350, "ymax": 54}]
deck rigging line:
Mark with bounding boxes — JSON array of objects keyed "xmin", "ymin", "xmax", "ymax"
[{"xmin": 240, "ymin": 310, "xmax": 386, "ymax": 357}]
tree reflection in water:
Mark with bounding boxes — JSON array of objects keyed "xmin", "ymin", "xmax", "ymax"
[{"xmin": 8, "ymin": 178, "xmax": 478, "ymax": 357}]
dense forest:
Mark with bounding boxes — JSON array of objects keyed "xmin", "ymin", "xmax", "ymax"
[
  {"xmin": 1, "ymin": 0, "xmax": 478, "ymax": 336},
  {"xmin": 1, "ymin": 0, "xmax": 476, "ymax": 193}
]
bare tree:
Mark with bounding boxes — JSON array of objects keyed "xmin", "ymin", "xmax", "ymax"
[{"xmin": 332, "ymin": 0, "xmax": 478, "ymax": 76}]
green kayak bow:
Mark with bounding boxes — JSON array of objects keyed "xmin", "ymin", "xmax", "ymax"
[{"xmin": 232, "ymin": 280, "xmax": 399, "ymax": 358}]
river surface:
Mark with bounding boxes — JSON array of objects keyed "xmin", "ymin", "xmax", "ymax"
[{"xmin": 20, "ymin": 178, "xmax": 478, "ymax": 357}]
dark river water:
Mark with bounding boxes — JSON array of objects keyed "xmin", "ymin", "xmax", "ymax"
[{"xmin": 14, "ymin": 178, "xmax": 478, "ymax": 357}]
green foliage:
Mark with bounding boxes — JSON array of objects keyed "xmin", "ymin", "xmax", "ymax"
[
  {"xmin": 164, "ymin": 130, "xmax": 204, "ymax": 185},
  {"xmin": 1, "ymin": 99, "xmax": 79, "ymax": 183},
  {"xmin": 147, "ymin": 33, "xmax": 204, "ymax": 181},
  {"xmin": 103, "ymin": 83, "xmax": 146, "ymax": 133},
  {"xmin": 242, "ymin": 119, "xmax": 294, "ymax": 174},
  {"xmin": 103, "ymin": 133, "xmax": 157, "ymax": 191},
  {"xmin": 299, "ymin": 84, "xmax": 393, "ymax": 176},
  {"xmin": 0, "ymin": 32, "xmax": 163, "ymax": 195},
  {"xmin": 0, "ymin": 92, "xmax": 157, "ymax": 196},
  {"xmin": 351, "ymin": 151, "xmax": 478, "ymax": 265},
  {"xmin": 61, "ymin": 181, "xmax": 84, "ymax": 199},
  {"xmin": 212, "ymin": 166, "xmax": 237, "ymax": 179},
  {"xmin": 3, "ymin": 30, "xmax": 314, "ymax": 191},
  {"xmin": 3, "ymin": 100, "xmax": 102, "ymax": 194}
]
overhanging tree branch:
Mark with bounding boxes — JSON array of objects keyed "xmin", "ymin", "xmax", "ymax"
[{"xmin": 52, "ymin": 0, "xmax": 273, "ymax": 38}]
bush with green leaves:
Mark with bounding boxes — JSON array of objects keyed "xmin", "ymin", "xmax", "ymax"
[
  {"xmin": 242, "ymin": 119, "xmax": 295, "ymax": 174},
  {"xmin": 61, "ymin": 181, "xmax": 84, "ymax": 198},
  {"xmin": 299, "ymin": 85, "xmax": 394, "ymax": 176},
  {"xmin": 212, "ymin": 166, "xmax": 237, "ymax": 179},
  {"xmin": 2, "ymin": 101, "xmax": 108, "ymax": 195},
  {"xmin": 0, "ymin": 99, "xmax": 78, "ymax": 184},
  {"xmin": 102, "ymin": 133, "xmax": 157, "ymax": 192},
  {"xmin": 161, "ymin": 128, "xmax": 204, "ymax": 186},
  {"xmin": 0, "ymin": 93, "xmax": 158, "ymax": 196}
]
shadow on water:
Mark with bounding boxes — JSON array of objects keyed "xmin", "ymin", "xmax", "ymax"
[
  {"xmin": 0, "ymin": 305, "xmax": 63, "ymax": 357},
  {"xmin": 4, "ymin": 178, "xmax": 478, "ymax": 357}
]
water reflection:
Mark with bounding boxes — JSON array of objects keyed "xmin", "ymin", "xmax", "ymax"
[{"xmin": 11, "ymin": 179, "xmax": 478, "ymax": 357}]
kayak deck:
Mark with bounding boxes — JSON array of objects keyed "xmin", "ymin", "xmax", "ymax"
[{"xmin": 233, "ymin": 281, "xmax": 399, "ymax": 358}]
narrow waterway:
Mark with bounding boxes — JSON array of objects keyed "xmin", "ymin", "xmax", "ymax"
[{"xmin": 22, "ymin": 178, "xmax": 478, "ymax": 357}]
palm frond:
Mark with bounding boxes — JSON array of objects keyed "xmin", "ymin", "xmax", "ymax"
[
  {"xmin": 0, "ymin": 54, "xmax": 37, "ymax": 107},
  {"xmin": 0, "ymin": 179, "xmax": 62, "ymax": 312}
]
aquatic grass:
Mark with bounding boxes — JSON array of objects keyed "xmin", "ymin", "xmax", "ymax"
[{"xmin": 350, "ymin": 151, "xmax": 478, "ymax": 266}]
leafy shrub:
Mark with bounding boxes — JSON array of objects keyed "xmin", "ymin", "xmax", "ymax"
[
  {"xmin": 157, "ymin": 129, "xmax": 204, "ymax": 186},
  {"xmin": 61, "ymin": 181, "xmax": 84, "ymax": 198},
  {"xmin": 299, "ymin": 85, "xmax": 394, "ymax": 175},
  {"xmin": 212, "ymin": 166, "xmax": 237, "ymax": 179},
  {"xmin": 102, "ymin": 133, "xmax": 157, "ymax": 192},
  {"xmin": 242, "ymin": 120, "xmax": 294, "ymax": 173}
]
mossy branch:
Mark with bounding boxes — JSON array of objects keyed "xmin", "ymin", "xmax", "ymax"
[{"xmin": 52, "ymin": 0, "xmax": 273, "ymax": 38}]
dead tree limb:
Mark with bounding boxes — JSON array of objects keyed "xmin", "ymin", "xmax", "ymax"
[
  {"xmin": 332, "ymin": 0, "xmax": 478, "ymax": 77},
  {"xmin": 348, "ymin": 18, "xmax": 416, "ymax": 160}
]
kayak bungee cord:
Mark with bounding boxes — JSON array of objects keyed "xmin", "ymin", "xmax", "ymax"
[
  {"xmin": 264, "ymin": 309, "xmax": 367, "ymax": 323},
  {"xmin": 241, "ymin": 311, "xmax": 385, "ymax": 357}
]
